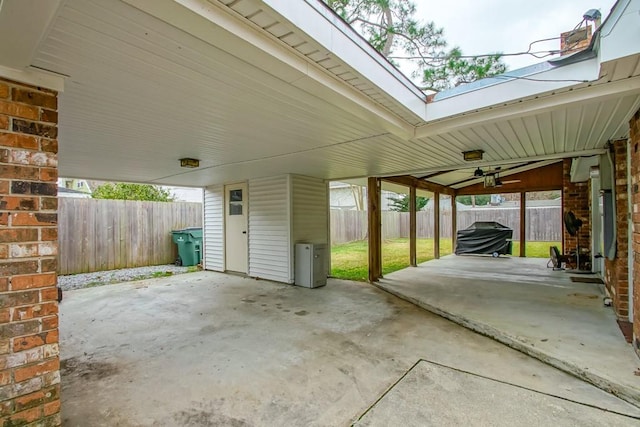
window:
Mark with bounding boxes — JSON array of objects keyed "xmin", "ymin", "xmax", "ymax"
[
  {"xmin": 229, "ymin": 204, "xmax": 243, "ymax": 215},
  {"xmin": 229, "ymin": 189, "xmax": 243, "ymax": 215}
]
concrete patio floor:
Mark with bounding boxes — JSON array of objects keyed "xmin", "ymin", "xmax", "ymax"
[
  {"xmin": 376, "ymin": 255, "xmax": 640, "ymax": 407},
  {"xmin": 59, "ymin": 271, "xmax": 640, "ymax": 426}
]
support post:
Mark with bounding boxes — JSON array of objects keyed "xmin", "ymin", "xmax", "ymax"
[
  {"xmin": 520, "ymin": 192, "xmax": 526, "ymax": 257},
  {"xmin": 434, "ymin": 192, "xmax": 440, "ymax": 259},
  {"xmin": 0, "ymin": 77, "xmax": 61, "ymax": 425},
  {"xmin": 410, "ymin": 186, "xmax": 417, "ymax": 267},
  {"xmin": 367, "ymin": 177, "xmax": 381, "ymax": 281},
  {"xmin": 451, "ymin": 195, "xmax": 457, "ymax": 252}
]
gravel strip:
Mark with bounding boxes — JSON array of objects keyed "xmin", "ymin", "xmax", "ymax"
[{"xmin": 58, "ymin": 264, "xmax": 196, "ymax": 291}]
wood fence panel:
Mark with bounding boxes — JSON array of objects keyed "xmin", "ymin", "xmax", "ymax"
[
  {"xmin": 331, "ymin": 207, "xmax": 562, "ymax": 244},
  {"xmin": 59, "ymin": 198, "xmax": 202, "ymax": 275}
]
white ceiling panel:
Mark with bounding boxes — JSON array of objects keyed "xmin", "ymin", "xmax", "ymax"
[
  {"xmin": 33, "ymin": 0, "xmax": 417, "ymax": 184},
  {"xmin": 3, "ymin": 0, "xmax": 636, "ymax": 187},
  {"xmin": 407, "ymin": 91, "xmax": 640, "ymax": 177}
]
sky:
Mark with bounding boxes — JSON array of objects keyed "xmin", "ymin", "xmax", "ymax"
[{"xmin": 414, "ymin": 0, "xmax": 618, "ymax": 71}]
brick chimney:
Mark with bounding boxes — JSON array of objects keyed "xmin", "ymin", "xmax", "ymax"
[{"xmin": 560, "ymin": 25, "xmax": 593, "ymax": 56}]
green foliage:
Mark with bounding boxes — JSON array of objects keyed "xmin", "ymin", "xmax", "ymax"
[
  {"xmin": 92, "ymin": 183, "xmax": 174, "ymax": 202},
  {"xmin": 422, "ymin": 48, "xmax": 506, "ymax": 91},
  {"xmin": 387, "ymin": 194, "xmax": 429, "ymax": 212},
  {"xmin": 456, "ymin": 195, "xmax": 491, "ymax": 206},
  {"xmin": 151, "ymin": 271, "xmax": 173, "ymax": 278},
  {"xmin": 331, "ymin": 239, "xmax": 560, "ymax": 282},
  {"xmin": 325, "ymin": 0, "xmax": 506, "ymax": 90}
]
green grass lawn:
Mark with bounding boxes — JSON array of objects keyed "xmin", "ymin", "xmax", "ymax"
[{"xmin": 331, "ymin": 238, "xmax": 559, "ymax": 281}]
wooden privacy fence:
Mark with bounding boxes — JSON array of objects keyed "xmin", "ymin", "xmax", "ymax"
[
  {"xmin": 59, "ymin": 198, "xmax": 202, "ymax": 275},
  {"xmin": 331, "ymin": 207, "xmax": 561, "ymax": 244}
]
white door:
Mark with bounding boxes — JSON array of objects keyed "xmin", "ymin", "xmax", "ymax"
[{"xmin": 225, "ymin": 182, "xmax": 248, "ymax": 273}]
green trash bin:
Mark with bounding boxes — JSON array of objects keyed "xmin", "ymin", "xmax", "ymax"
[{"xmin": 171, "ymin": 227, "xmax": 203, "ymax": 266}]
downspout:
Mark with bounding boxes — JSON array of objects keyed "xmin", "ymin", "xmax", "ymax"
[
  {"xmin": 628, "ymin": 140, "xmax": 634, "ymax": 322},
  {"xmin": 605, "ymin": 144, "xmax": 616, "ymax": 260}
]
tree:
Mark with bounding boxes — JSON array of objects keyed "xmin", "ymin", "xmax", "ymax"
[
  {"xmin": 350, "ymin": 184, "xmax": 366, "ymax": 211},
  {"xmin": 92, "ymin": 183, "xmax": 174, "ymax": 202},
  {"xmin": 456, "ymin": 195, "xmax": 491, "ymax": 207},
  {"xmin": 325, "ymin": 0, "xmax": 506, "ymax": 91},
  {"xmin": 387, "ymin": 194, "xmax": 429, "ymax": 212}
]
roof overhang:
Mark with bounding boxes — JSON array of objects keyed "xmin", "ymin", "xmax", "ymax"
[{"xmin": 0, "ymin": 0, "xmax": 637, "ymax": 187}]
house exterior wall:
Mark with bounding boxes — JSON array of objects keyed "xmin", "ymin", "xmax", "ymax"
[
  {"xmin": 0, "ymin": 78, "xmax": 60, "ymax": 425},
  {"xmin": 292, "ymin": 175, "xmax": 328, "ymax": 245},
  {"xmin": 248, "ymin": 175, "xmax": 292, "ymax": 283},
  {"xmin": 562, "ymin": 158, "xmax": 591, "ymax": 255},
  {"xmin": 291, "ymin": 175, "xmax": 329, "ymax": 276},
  {"xmin": 630, "ymin": 108, "xmax": 640, "ymax": 356},
  {"xmin": 605, "ymin": 140, "xmax": 630, "ymax": 320},
  {"xmin": 203, "ymin": 185, "xmax": 224, "ymax": 272}
]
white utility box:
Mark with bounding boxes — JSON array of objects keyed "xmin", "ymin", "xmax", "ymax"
[{"xmin": 295, "ymin": 243, "xmax": 327, "ymax": 288}]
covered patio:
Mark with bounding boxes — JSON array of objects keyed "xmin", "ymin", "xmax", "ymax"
[
  {"xmin": 375, "ymin": 255, "xmax": 640, "ymax": 406},
  {"xmin": 59, "ymin": 271, "xmax": 640, "ymax": 426},
  {"xmin": 1, "ymin": 0, "xmax": 639, "ymax": 423}
]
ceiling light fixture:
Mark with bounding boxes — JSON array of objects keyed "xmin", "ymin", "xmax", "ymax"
[
  {"xmin": 473, "ymin": 167, "xmax": 484, "ymax": 177},
  {"xmin": 484, "ymin": 174, "xmax": 496, "ymax": 188},
  {"xmin": 463, "ymin": 150, "xmax": 484, "ymax": 162},
  {"xmin": 180, "ymin": 158, "xmax": 200, "ymax": 168}
]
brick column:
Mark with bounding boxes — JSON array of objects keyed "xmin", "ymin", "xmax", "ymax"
[
  {"xmin": 0, "ymin": 78, "xmax": 60, "ymax": 425},
  {"xmin": 604, "ymin": 140, "xmax": 630, "ymax": 320},
  {"xmin": 562, "ymin": 158, "xmax": 591, "ymax": 254},
  {"xmin": 631, "ymin": 109, "xmax": 640, "ymax": 356}
]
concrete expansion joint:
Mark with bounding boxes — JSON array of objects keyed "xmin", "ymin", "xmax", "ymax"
[
  {"xmin": 353, "ymin": 358, "xmax": 640, "ymax": 425},
  {"xmin": 372, "ymin": 282, "xmax": 640, "ymax": 409}
]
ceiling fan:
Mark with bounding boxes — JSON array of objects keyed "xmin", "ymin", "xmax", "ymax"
[{"xmin": 473, "ymin": 167, "xmax": 521, "ymax": 188}]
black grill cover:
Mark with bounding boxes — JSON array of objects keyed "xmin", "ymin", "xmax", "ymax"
[{"xmin": 455, "ymin": 221, "xmax": 513, "ymax": 255}]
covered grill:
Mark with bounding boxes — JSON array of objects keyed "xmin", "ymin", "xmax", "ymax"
[{"xmin": 455, "ymin": 221, "xmax": 513, "ymax": 257}]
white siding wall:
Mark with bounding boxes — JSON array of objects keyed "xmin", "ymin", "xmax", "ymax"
[
  {"xmin": 204, "ymin": 175, "xmax": 328, "ymax": 284},
  {"xmin": 292, "ymin": 175, "xmax": 328, "ymax": 244},
  {"xmin": 203, "ymin": 185, "xmax": 224, "ymax": 271},
  {"xmin": 291, "ymin": 175, "xmax": 329, "ymax": 275},
  {"xmin": 248, "ymin": 175, "xmax": 292, "ymax": 283}
]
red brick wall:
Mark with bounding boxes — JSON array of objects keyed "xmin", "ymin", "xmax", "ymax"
[
  {"xmin": 0, "ymin": 78, "xmax": 60, "ymax": 425},
  {"xmin": 631, "ymin": 109, "xmax": 640, "ymax": 356},
  {"xmin": 562, "ymin": 158, "xmax": 591, "ymax": 254},
  {"xmin": 604, "ymin": 140, "xmax": 630, "ymax": 319}
]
